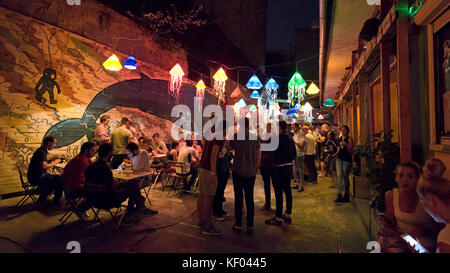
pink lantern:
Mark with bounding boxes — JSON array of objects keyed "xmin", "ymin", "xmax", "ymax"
[{"xmin": 169, "ymin": 63, "xmax": 184, "ymax": 102}]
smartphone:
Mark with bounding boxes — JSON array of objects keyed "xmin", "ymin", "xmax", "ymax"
[{"xmin": 401, "ymin": 234, "xmax": 428, "ymax": 253}]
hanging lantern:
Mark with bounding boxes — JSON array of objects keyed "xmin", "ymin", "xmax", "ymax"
[
  {"xmin": 196, "ymin": 80, "xmax": 206, "ymax": 99},
  {"xmin": 249, "ymin": 105, "xmax": 257, "ymax": 112},
  {"xmin": 213, "ymin": 67, "xmax": 228, "ymax": 104},
  {"xmin": 231, "ymin": 86, "xmax": 245, "ymax": 99},
  {"xmin": 169, "ymin": 63, "xmax": 184, "ymax": 102},
  {"xmin": 306, "ymin": 117, "xmax": 313, "ymax": 123},
  {"xmin": 265, "ymin": 78, "xmax": 279, "ymax": 101},
  {"xmin": 123, "ymin": 55, "xmax": 138, "ymax": 70},
  {"xmin": 103, "ymin": 54, "xmax": 122, "ymax": 71},
  {"xmin": 318, "ymin": 114, "xmax": 324, "ymax": 120},
  {"xmin": 292, "ymin": 113, "xmax": 298, "ymax": 120},
  {"xmin": 324, "ymin": 98, "xmax": 335, "ymax": 107},
  {"xmin": 237, "ymin": 98, "xmax": 247, "ymax": 107},
  {"xmin": 306, "ymin": 82, "xmax": 320, "ymax": 95},
  {"xmin": 303, "ymin": 102, "xmax": 313, "ymax": 118},
  {"xmin": 288, "ymin": 72, "xmax": 307, "ymax": 106},
  {"xmin": 294, "ymin": 103, "xmax": 301, "ymax": 110},
  {"xmin": 246, "ymin": 74, "xmax": 263, "ymax": 90},
  {"xmin": 250, "ymin": 90, "xmax": 261, "ymax": 98}
]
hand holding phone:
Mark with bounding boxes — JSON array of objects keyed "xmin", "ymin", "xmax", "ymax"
[{"xmin": 401, "ymin": 234, "xmax": 428, "ymax": 253}]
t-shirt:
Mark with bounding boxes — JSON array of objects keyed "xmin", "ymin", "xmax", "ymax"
[
  {"xmin": 274, "ymin": 133, "xmax": 296, "ymax": 166},
  {"xmin": 293, "ymin": 132, "xmax": 306, "ymax": 157},
  {"xmin": 178, "ymin": 146, "xmax": 198, "ymax": 174},
  {"xmin": 337, "ymin": 136, "xmax": 353, "ymax": 162},
  {"xmin": 131, "ymin": 151, "xmax": 150, "ymax": 172},
  {"xmin": 305, "ymin": 132, "xmax": 317, "ymax": 156},
  {"xmin": 230, "ymin": 132, "xmax": 261, "ymax": 178},
  {"xmin": 94, "ymin": 123, "xmax": 109, "ymax": 143},
  {"xmin": 437, "ymin": 224, "xmax": 450, "ymax": 253},
  {"xmin": 151, "ymin": 140, "xmax": 168, "ymax": 153},
  {"xmin": 27, "ymin": 147, "xmax": 48, "ymax": 184},
  {"xmin": 85, "ymin": 159, "xmax": 114, "ymax": 193},
  {"xmin": 62, "ymin": 154, "xmax": 90, "ymax": 195},
  {"xmin": 199, "ymin": 139, "xmax": 224, "ymax": 171},
  {"xmin": 111, "ymin": 126, "xmax": 131, "ymax": 155}
]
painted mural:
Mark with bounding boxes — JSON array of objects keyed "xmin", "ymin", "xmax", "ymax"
[{"xmin": 0, "ymin": 7, "xmax": 216, "ymax": 194}]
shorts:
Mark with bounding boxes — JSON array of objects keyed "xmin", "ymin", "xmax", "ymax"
[{"xmin": 198, "ymin": 168, "xmax": 218, "ymax": 196}]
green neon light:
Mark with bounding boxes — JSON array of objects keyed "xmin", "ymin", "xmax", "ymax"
[{"xmin": 408, "ymin": 0, "xmax": 423, "ymax": 18}]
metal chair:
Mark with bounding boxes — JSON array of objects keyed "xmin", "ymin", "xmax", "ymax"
[
  {"xmin": 58, "ymin": 188, "xmax": 91, "ymax": 227},
  {"xmin": 15, "ymin": 165, "xmax": 39, "ymax": 208}
]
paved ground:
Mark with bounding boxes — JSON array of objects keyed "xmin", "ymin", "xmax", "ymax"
[{"xmin": 0, "ymin": 175, "xmax": 369, "ymax": 253}]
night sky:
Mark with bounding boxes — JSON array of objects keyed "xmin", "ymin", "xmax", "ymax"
[{"xmin": 267, "ymin": 0, "xmax": 319, "ymax": 49}]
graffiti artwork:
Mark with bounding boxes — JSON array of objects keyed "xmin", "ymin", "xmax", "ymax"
[{"xmin": 35, "ymin": 68, "xmax": 61, "ymax": 104}]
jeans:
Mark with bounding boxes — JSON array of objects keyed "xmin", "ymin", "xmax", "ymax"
[
  {"xmin": 294, "ymin": 156, "xmax": 304, "ymax": 182},
  {"xmin": 260, "ymin": 167, "xmax": 274, "ymax": 207},
  {"xmin": 336, "ymin": 159, "xmax": 352, "ymax": 195},
  {"xmin": 304, "ymin": 155, "xmax": 317, "ymax": 182},
  {"xmin": 213, "ymin": 170, "xmax": 229, "ymax": 216},
  {"xmin": 115, "ymin": 181, "xmax": 145, "ymax": 214},
  {"xmin": 232, "ymin": 172, "xmax": 255, "ymax": 227},
  {"xmin": 273, "ymin": 165, "xmax": 293, "ymax": 218},
  {"xmin": 35, "ymin": 174, "xmax": 63, "ymax": 203}
]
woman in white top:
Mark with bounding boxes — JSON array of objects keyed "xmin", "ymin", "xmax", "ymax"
[
  {"xmin": 385, "ymin": 161, "xmax": 438, "ymax": 251},
  {"xmin": 417, "ymin": 159, "xmax": 450, "ymax": 253}
]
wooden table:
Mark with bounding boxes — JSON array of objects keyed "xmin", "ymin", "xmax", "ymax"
[{"xmin": 112, "ymin": 170, "xmax": 153, "ymax": 181}]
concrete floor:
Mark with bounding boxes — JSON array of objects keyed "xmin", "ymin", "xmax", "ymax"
[{"xmin": 0, "ymin": 175, "xmax": 369, "ymax": 253}]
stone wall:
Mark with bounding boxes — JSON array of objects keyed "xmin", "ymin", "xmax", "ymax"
[{"xmin": 0, "ymin": 5, "xmax": 216, "ymax": 195}]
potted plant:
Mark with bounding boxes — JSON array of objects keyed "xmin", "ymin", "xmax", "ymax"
[{"xmin": 352, "ymin": 130, "xmax": 400, "ymax": 213}]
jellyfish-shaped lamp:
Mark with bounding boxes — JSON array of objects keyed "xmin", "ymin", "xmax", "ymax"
[
  {"xmin": 103, "ymin": 54, "xmax": 122, "ymax": 71},
  {"xmin": 246, "ymin": 74, "xmax": 263, "ymax": 90}
]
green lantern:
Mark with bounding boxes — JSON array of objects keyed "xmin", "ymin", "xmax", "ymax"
[{"xmin": 288, "ymin": 71, "xmax": 307, "ymax": 106}]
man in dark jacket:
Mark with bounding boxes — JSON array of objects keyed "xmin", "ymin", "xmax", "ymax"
[{"xmin": 265, "ymin": 120, "xmax": 297, "ymax": 226}]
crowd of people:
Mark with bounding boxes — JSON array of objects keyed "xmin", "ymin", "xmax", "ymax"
[{"xmin": 25, "ymin": 113, "xmax": 450, "ymax": 252}]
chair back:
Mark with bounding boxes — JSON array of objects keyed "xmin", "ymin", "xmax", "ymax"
[{"xmin": 17, "ymin": 165, "xmax": 27, "ymax": 188}]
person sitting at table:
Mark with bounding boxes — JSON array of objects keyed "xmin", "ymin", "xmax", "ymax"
[
  {"xmin": 84, "ymin": 143, "xmax": 156, "ymax": 227},
  {"xmin": 178, "ymin": 140, "xmax": 200, "ymax": 193},
  {"xmin": 167, "ymin": 141, "xmax": 179, "ymax": 161},
  {"xmin": 94, "ymin": 114, "xmax": 111, "ymax": 145},
  {"xmin": 126, "ymin": 142, "xmax": 151, "ymax": 173},
  {"xmin": 138, "ymin": 136, "xmax": 151, "ymax": 152},
  {"xmin": 151, "ymin": 133, "xmax": 168, "ymax": 155},
  {"xmin": 192, "ymin": 136, "xmax": 203, "ymax": 159},
  {"xmin": 27, "ymin": 136, "xmax": 64, "ymax": 206},
  {"xmin": 61, "ymin": 142, "xmax": 96, "ymax": 197}
]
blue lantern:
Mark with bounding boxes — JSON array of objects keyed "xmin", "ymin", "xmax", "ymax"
[
  {"xmin": 123, "ymin": 55, "xmax": 138, "ymax": 70},
  {"xmin": 265, "ymin": 78, "xmax": 279, "ymax": 101},
  {"xmin": 246, "ymin": 74, "xmax": 263, "ymax": 90},
  {"xmin": 250, "ymin": 90, "xmax": 261, "ymax": 98}
]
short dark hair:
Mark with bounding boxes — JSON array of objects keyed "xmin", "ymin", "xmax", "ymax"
[
  {"xmin": 100, "ymin": 114, "xmax": 110, "ymax": 123},
  {"xmin": 126, "ymin": 142, "xmax": 139, "ymax": 152},
  {"xmin": 341, "ymin": 125, "xmax": 350, "ymax": 132},
  {"xmin": 80, "ymin": 142, "xmax": 96, "ymax": 154},
  {"xmin": 98, "ymin": 143, "xmax": 113, "ymax": 158},
  {"xmin": 279, "ymin": 120, "xmax": 288, "ymax": 132},
  {"xmin": 120, "ymin": 117, "xmax": 129, "ymax": 125},
  {"xmin": 186, "ymin": 140, "xmax": 193, "ymax": 147},
  {"xmin": 153, "ymin": 132, "xmax": 160, "ymax": 138},
  {"xmin": 43, "ymin": 136, "xmax": 56, "ymax": 146},
  {"xmin": 171, "ymin": 141, "xmax": 178, "ymax": 149}
]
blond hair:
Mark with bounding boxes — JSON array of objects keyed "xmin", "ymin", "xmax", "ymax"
[{"xmin": 417, "ymin": 159, "xmax": 450, "ymax": 204}]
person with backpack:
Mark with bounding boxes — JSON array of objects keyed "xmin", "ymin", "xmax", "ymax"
[{"xmin": 265, "ymin": 120, "xmax": 297, "ymax": 226}]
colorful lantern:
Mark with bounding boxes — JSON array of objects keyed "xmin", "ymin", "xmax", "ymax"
[
  {"xmin": 230, "ymin": 86, "xmax": 245, "ymax": 99},
  {"xmin": 237, "ymin": 99, "xmax": 247, "ymax": 108},
  {"xmin": 169, "ymin": 63, "xmax": 184, "ymax": 102},
  {"xmin": 196, "ymin": 80, "xmax": 206, "ymax": 99},
  {"xmin": 213, "ymin": 68, "xmax": 228, "ymax": 104},
  {"xmin": 246, "ymin": 74, "xmax": 263, "ymax": 90},
  {"xmin": 265, "ymin": 78, "xmax": 279, "ymax": 101},
  {"xmin": 306, "ymin": 82, "xmax": 320, "ymax": 95},
  {"xmin": 303, "ymin": 102, "xmax": 313, "ymax": 118},
  {"xmin": 249, "ymin": 105, "xmax": 257, "ymax": 112},
  {"xmin": 250, "ymin": 90, "xmax": 261, "ymax": 98},
  {"xmin": 123, "ymin": 55, "xmax": 138, "ymax": 70},
  {"xmin": 324, "ymin": 98, "xmax": 335, "ymax": 107},
  {"xmin": 306, "ymin": 117, "xmax": 312, "ymax": 123},
  {"xmin": 103, "ymin": 54, "xmax": 122, "ymax": 71},
  {"xmin": 288, "ymin": 71, "xmax": 307, "ymax": 106},
  {"xmin": 318, "ymin": 114, "xmax": 324, "ymax": 120}
]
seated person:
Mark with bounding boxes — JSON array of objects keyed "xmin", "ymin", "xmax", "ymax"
[
  {"xmin": 417, "ymin": 159, "xmax": 449, "ymax": 253},
  {"xmin": 380, "ymin": 161, "xmax": 440, "ymax": 252},
  {"xmin": 151, "ymin": 133, "xmax": 168, "ymax": 155},
  {"xmin": 126, "ymin": 142, "xmax": 151, "ymax": 172},
  {"xmin": 192, "ymin": 139, "xmax": 203, "ymax": 159},
  {"xmin": 167, "ymin": 141, "xmax": 179, "ymax": 161},
  {"xmin": 62, "ymin": 142, "xmax": 96, "ymax": 197},
  {"xmin": 27, "ymin": 136, "xmax": 63, "ymax": 205},
  {"xmin": 84, "ymin": 143, "xmax": 156, "ymax": 227},
  {"xmin": 178, "ymin": 140, "xmax": 199, "ymax": 192},
  {"xmin": 138, "ymin": 136, "xmax": 151, "ymax": 152}
]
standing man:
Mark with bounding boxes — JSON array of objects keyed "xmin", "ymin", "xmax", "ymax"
[
  {"xmin": 94, "ymin": 114, "xmax": 111, "ymax": 145},
  {"xmin": 303, "ymin": 125, "xmax": 318, "ymax": 184},
  {"xmin": 27, "ymin": 136, "xmax": 64, "ymax": 205},
  {"xmin": 111, "ymin": 117, "xmax": 132, "ymax": 169},
  {"xmin": 293, "ymin": 123, "xmax": 306, "ymax": 192},
  {"xmin": 151, "ymin": 133, "xmax": 168, "ymax": 155},
  {"xmin": 197, "ymin": 127, "xmax": 222, "ymax": 236},
  {"xmin": 265, "ymin": 120, "xmax": 296, "ymax": 226},
  {"xmin": 260, "ymin": 122, "xmax": 275, "ymax": 211},
  {"xmin": 230, "ymin": 118, "xmax": 261, "ymax": 234}
]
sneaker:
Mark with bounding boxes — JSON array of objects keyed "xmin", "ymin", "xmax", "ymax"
[
  {"xmin": 283, "ymin": 214, "xmax": 292, "ymax": 224},
  {"xmin": 202, "ymin": 226, "xmax": 221, "ymax": 236},
  {"xmin": 212, "ymin": 213, "xmax": 224, "ymax": 221},
  {"xmin": 342, "ymin": 193, "xmax": 350, "ymax": 203},
  {"xmin": 335, "ymin": 194, "xmax": 344, "ymax": 203},
  {"xmin": 265, "ymin": 217, "xmax": 282, "ymax": 226},
  {"xmin": 232, "ymin": 225, "xmax": 242, "ymax": 233}
]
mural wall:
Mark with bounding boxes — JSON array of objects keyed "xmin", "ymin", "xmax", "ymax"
[{"xmin": 0, "ymin": 7, "xmax": 216, "ymax": 195}]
